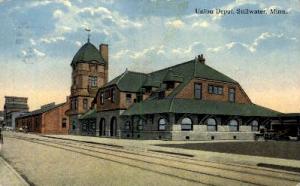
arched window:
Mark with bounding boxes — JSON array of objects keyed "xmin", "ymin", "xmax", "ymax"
[
  {"xmin": 228, "ymin": 119, "xmax": 239, "ymax": 132},
  {"xmin": 137, "ymin": 119, "xmax": 145, "ymax": 131},
  {"xmin": 207, "ymin": 118, "xmax": 217, "ymax": 131},
  {"xmin": 181, "ymin": 118, "xmax": 192, "ymax": 131},
  {"xmin": 158, "ymin": 118, "xmax": 167, "ymax": 131},
  {"xmin": 125, "ymin": 121, "xmax": 131, "ymax": 130},
  {"xmin": 251, "ymin": 120, "xmax": 259, "ymax": 131}
]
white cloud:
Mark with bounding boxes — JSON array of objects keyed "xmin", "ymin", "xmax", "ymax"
[
  {"xmin": 29, "ymin": 0, "xmax": 71, "ymax": 8},
  {"xmin": 20, "ymin": 48, "xmax": 46, "ymax": 63},
  {"xmin": 40, "ymin": 36, "xmax": 65, "ymax": 44},
  {"xmin": 30, "ymin": 38, "xmax": 36, "ymax": 46},
  {"xmin": 30, "ymin": 0, "xmax": 52, "ymax": 7},
  {"xmin": 75, "ymin": 41, "xmax": 82, "ymax": 47},
  {"xmin": 53, "ymin": 9, "xmax": 63, "ymax": 18},
  {"xmin": 206, "ymin": 32, "xmax": 298, "ymax": 53},
  {"xmin": 56, "ymin": 26, "xmax": 72, "ymax": 33},
  {"xmin": 192, "ymin": 21, "xmax": 209, "ymax": 28},
  {"xmin": 249, "ymin": 32, "xmax": 295, "ymax": 52},
  {"xmin": 33, "ymin": 48, "xmax": 46, "ymax": 57},
  {"xmin": 166, "ymin": 19, "xmax": 184, "ymax": 28},
  {"xmin": 112, "ymin": 45, "xmax": 165, "ymax": 60},
  {"xmin": 79, "ymin": 7, "xmax": 112, "ymax": 16},
  {"xmin": 172, "ymin": 42, "xmax": 202, "ymax": 55},
  {"xmin": 57, "ymin": 0, "xmax": 72, "ymax": 7}
]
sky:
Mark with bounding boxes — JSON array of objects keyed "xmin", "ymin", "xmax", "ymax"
[{"xmin": 0, "ymin": 0, "xmax": 299, "ymax": 113}]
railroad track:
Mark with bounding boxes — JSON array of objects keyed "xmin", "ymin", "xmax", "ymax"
[{"xmin": 6, "ymin": 135, "xmax": 300, "ymax": 186}]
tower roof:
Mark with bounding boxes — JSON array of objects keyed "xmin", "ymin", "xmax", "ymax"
[{"xmin": 71, "ymin": 42, "xmax": 105, "ymax": 66}]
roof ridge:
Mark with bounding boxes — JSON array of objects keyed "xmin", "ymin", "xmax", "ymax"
[
  {"xmin": 199, "ymin": 63, "xmax": 237, "ymax": 83},
  {"xmin": 149, "ymin": 59, "xmax": 194, "ymax": 74},
  {"xmin": 116, "ymin": 69, "xmax": 129, "ymax": 85},
  {"xmin": 126, "ymin": 70, "xmax": 148, "ymax": 75}
]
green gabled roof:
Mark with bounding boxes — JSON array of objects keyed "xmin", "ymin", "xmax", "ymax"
[
  {"xmin": 71, "ymin": 42, "xmax": 105, "ymax": 66},
  {"xmin": 103, "ymin": 58, "xmax": 237, "ymax": 94},
  {"xmin": 79, "ymin": 108, "xmax": 97, "ymax": 120},
  {"xmin": 122, "ymin": 98, "xmax": 280, "ymax": 117},
  {"xmin": 105, "ymin": 70, "xmax": 147, "ymax": 92}
]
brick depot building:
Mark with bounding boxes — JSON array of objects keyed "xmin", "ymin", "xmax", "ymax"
[
  {"xmin": 70, "ymin": 41, "xmax": 280, "ymax": 140},
  {"xmin": 16, "ymin": 102, "xmax": 69, "ymax": 134},
  {"xmin": 3, "ymin": 96, "xmax": 29, "ymax": 130}
]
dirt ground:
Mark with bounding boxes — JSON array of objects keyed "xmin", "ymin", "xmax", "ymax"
[{"xmin": 157, "ymin": 141, "xmax": 300, "ymax": 160}]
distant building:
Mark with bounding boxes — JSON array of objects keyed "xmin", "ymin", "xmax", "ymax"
[
  {"xmin": 4, "ymin": 96, "xmax": 29, "ymax": 130},
  {"xmin": 16, "ymin": 101, "xmax": 69, "ymax": 134},
  {"xmin": 0, "ymin": 111, "xmax": 4, "ymax": 127},
  {"xmin": 66, "ymin": 40, "xmax": 109, "ymax": 134}
]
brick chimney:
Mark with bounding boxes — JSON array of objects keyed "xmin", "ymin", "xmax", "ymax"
[
  {"xmin": 99, "ymin": 43, "xmax": 109, "ymax": 83},
  {"xmin": 195, "ymin": 54, "xmax": 205, "ymax": 64}
]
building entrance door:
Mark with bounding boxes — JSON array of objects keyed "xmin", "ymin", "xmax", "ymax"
[
  {"xmin": 99, "ymin": 118, "xmax": 105, "ymax": 136},
  {"xmin": 110, "ymin": 117, "xmax": 117, "ymax": 137}
]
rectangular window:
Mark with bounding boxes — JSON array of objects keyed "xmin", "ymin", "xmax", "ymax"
[
  {"xmin": 126, "ymin": 94, "xmax": 132, "ymax": 104},
  {"xmin": 74, "ymin": 99, "xmax": 77, "ymax": 110},
  {"xmin": 83, "ymin": 99, "xmax": 88, "ymax": 110},
  {"xmin": 88, "ymin": 76, "xmax": 97, "ymax": 87},
  {"xmin": 229, "ymin": 88, "xmax": 236, "ymax": 102},
  {"xmin": 104, "ymin": 89, "xmax": 111, "ymax": 99},
  {"xmin": 194, "ymin": 83, "xmax": 202, "ymax": 99},
  {"xmin": 213, "ymin": 86, "xmax": 218, "ymax": 94},
  {"xmin": 100, "ymin": 92, "xmax": 104, "ymax": 104},
  {"xmin": 208, "ymin": 85, "xmax": 213, "ymax": 93},
  {"xmin": 71, "ymin": 99, "xmax": 77, "ymax": 110},
  {"xmin": 208, "ymin": 85, "xmax": 223, "ymax": 95},
  {"xmin": 111, "ymin": 88, "xmax": 116, "ymax": 103},
  {"xmin": 218, "ymin": 87, "xmax": 223, "ymax": 95}
]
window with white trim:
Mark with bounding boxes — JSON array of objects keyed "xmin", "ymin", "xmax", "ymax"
[
  {"xmin": 251, "ymin": 120, "xmax": 259, "ymax": 131},
  {"xmin": 181, "ymin": 118, "xmax": 193, "ymax": 131},
  {"xmin": 158, "ymin": 118, "xmax": 167, "ymax": 131},
  {"xmin": 228, "ymin": 119, "xmax": 238, "ymax": 132},
  {"xmin": 137, "ymin": 119, "xmax": 145, "ymax": 131},
  {"xmin": 207, "ymin": 118, "xmax": 217, "ymax": 131}
]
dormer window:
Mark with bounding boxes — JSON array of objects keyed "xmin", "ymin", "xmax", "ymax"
[{"xmin": 126, "ymin": 94, "xmax": 132, "ymax": 104}]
